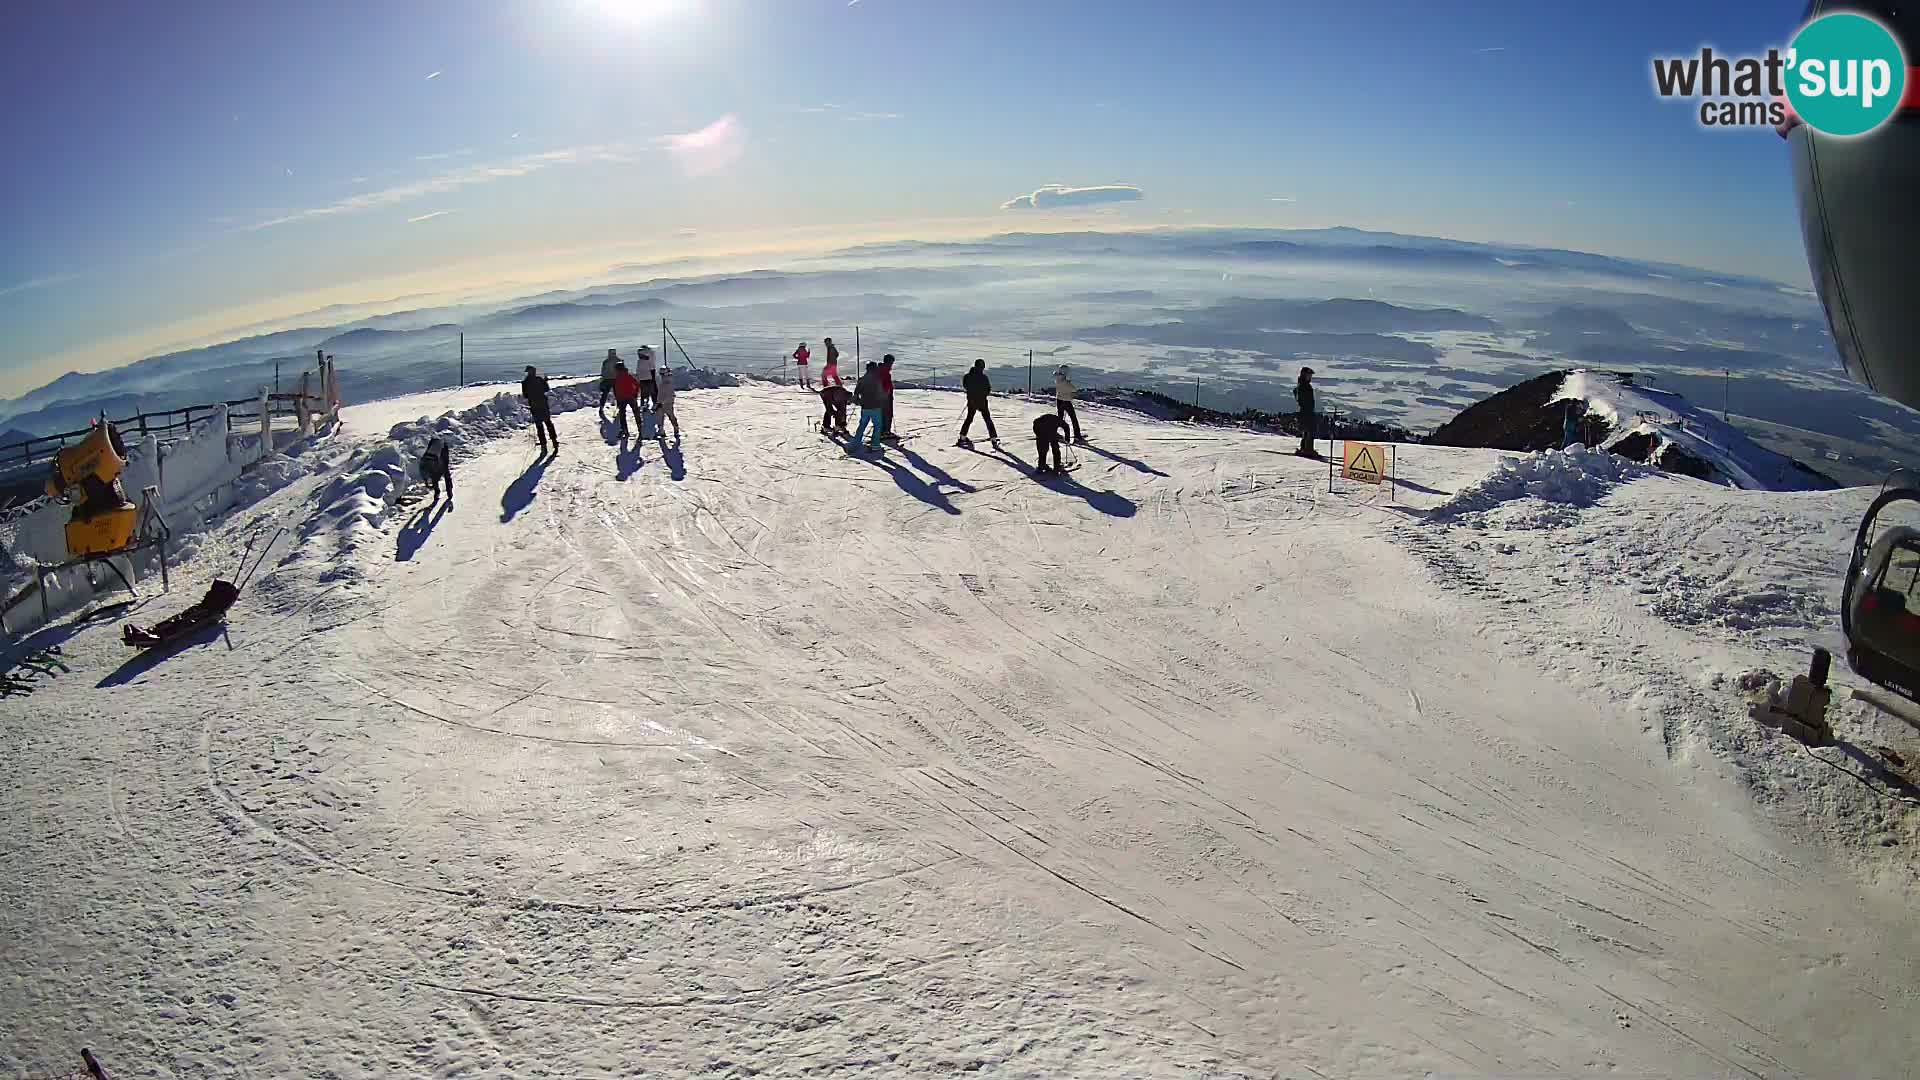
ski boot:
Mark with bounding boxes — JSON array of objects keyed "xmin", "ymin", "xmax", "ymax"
[{"xmin": 956, "ymin": 436, "xmax": 974, "ymax": 449}]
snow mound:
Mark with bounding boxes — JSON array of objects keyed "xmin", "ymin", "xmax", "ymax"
[
  {"xmin": 1556, "ymin": 370, "xmax": 1835, "ymax": 492},
  {"xmin": 1433, "ymin": 444, "xmax": 1654, "ymax": 521}
]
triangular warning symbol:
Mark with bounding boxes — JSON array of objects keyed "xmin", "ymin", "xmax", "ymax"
[{"xmin": 1344, "ymin": 443, "xmax": 1385, "ymax": 484}]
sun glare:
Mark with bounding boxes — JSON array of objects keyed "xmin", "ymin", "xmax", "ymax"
[{"xmin": 592, "ymin": 0, "xmax": 697, "ymax": 25}]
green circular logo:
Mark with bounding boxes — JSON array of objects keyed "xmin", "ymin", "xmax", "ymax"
[{"xmin": 1787, "ymin": 12, "xmax": 1908, "ymax": 137}]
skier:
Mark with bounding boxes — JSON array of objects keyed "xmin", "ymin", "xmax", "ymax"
[
  {"xmin": 958, "ymin": 358, "xmax": 998, "ymax": 447},
  {"xmin": 1033, "ymin": 411, "xmax": 1068, "ymax": 476},
  {"xmin": 1054, "ymin": 365, "xmax": 1084, "ymax": 443},
  {"xmin": 634, "ymin": 345, "xmax": 659, "ymax": 413},
  {"xmin": 822, "ymin": 337, "xmax": 842, "ymax": 387},
  {"xmin": 599, "ymin": 349, "xmax": 620, "ymax": 411},
  {"xmin": 852, "ymin": 362, "xmax": 886, "ymax": 451},
  {"xmin": 1562, "ymin": 400, "xmax": 1584, "ymax": 449},
  {"xmin": 522, "ymin": 365, "xmax": 558, "ymax": 453},
  {"xmin": 611, "ymin": 361, "xmax": 644, "ymax": 439},
  {"xmin": 793, "ymin": 341, "xmax": 812, "ymax": 389},
  {"xmin": 420, "ymin": 435, "xmax": 453, "ymax": 504},
  {"xmin": 1294, "ymin": 366, "xmax": 1319, "ymax": 458},
  {"xmin": 879, "ymin": 354, "xmax": 898, "ymax": 441},
  {"xmin": 655, "ymin": 364, "xmax": 682, "ymax": 441},
  {"xmin": 820, "ymin": 381, "xmax": 852, "ymax": 435}
]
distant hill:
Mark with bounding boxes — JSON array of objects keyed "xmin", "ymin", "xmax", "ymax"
[{"xmin": 1429, "ymin": 370, "xmax": 1839, "ymax": 491}]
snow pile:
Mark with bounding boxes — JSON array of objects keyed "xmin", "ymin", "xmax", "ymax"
[
  {"xmin": 1432, "ymin": 444, "xmax": 1654, "ymax": 521},
  {"xmin": 1556, "ymin": 370, "xmax": 1831, "ymax": 492}
]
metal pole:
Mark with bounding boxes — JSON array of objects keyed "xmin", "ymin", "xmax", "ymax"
[
  {"xmin": 855, "ymin": 326, "xmax": 861, "ymax": 367},
  {"xmin": 661, "ymin": 318, "xmax": 668, "ymax": 367},
  {"xmin": 459, "ymin": 332, "xmax": 464, "ymax": 387},
  {"xmin": 275, "ymin": 361, "xmax": 280, "ymax": 395},
  {"xmin": 1028, "ymin": 350, "xmax": 1033, "ymax": 397},
  {"xmin": 1723, "ymin": 368, "xmax": 1730, "ymax": 422}
]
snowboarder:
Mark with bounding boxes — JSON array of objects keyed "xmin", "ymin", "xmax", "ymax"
[
  {"xmin": 1033, "ymin": 412, "xmax": 1068, "ymax": 475},
  {"xmin": 1294, "ymin": 366, "xmax": 1319, "ymax": 458},
  {"xmin": 822, "ymin": 337, "xmax": 842, "ymax": 387},
  {"xmin": 655, "ymin": 364, "xmax": 682, "ymax": 441},
  {"xmin": 611, "ymin": 362, "xmax": 644, "ymax": 439},
  {"xmin": 879, "ymin": 354, "xmax": 898, "ymax": 441},
  {"xmin": 958, "ymin": 358, "xmax": 998, "ymax": 446},
  {"xmin": 793, "ymin": 341, "xmax": 812, "ymax": 389},
  {"xmin": 522, "ymin": 365, "xmax": 558, "ymax": 452},
  {"xmin": 1054, "ymin": 365, "xmax": 1084, "ymax": 443},
  {"xmin": 420, "ymin": 435, "xmax": 453, "ymax": 503},
  {"xmin": 820, "ymin": 381, "xmax": 852, "ymax": 435},
  {"xmin": 599, "ymin": 349, "xmax": 620, "ymax": 411},
  {"xmin": 634, "ymin": 345, "xmax": 659, "ymax": 411},
  {"xmin": 853, "ymin": 362, "xmax": 886, "ymax": 451}
]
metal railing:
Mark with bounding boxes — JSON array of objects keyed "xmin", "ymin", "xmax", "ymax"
[{"xmin": 0, "ymin": 393, "xmax": 318, "ymax": 476}]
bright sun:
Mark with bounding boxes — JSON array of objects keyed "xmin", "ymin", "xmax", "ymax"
[{"xmin": 593, "ymin": 0, "xmax": 697, "ymax": 25}]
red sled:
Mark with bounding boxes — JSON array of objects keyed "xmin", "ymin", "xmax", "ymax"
[{"xmin": 122, "ymin": 579, "xmax": 239, "ymax": 649}]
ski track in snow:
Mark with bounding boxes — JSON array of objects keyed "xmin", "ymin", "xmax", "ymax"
[{"xmin": 3, "ymin": 386, "xmax": 1916, "ymax": 1078}]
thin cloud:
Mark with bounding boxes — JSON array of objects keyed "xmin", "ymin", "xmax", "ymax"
[
  {"xmin": 510, "ymin": 132, "xmax": 521, "ymax": 139},
  {"xmin": 0, "ymin": 272, "xmax": 81, "ymax": 300},
  {"xmin": 408, "ymin": 210, "xmax": 454, "ymax": 223},
  {"xmin": 250, "ymin": 143, "xmax": 637, "ymax": 230},
  {"xmin": 658, "ymin": 115, "xmax": 746, "ymax": 177},
  {"xmin": 1001, "ymin": 183, "xmax": 1144, "ymax": 211},
  {"xmin": 852, "ymin": 111, "xmax": 902, "ymax": 120},
  {"xmin": 426, "ymin": 70, "xmax": 443, "ymax": 80},
  {"xmin": 1268, "ymin": 196, "xmax": 1297, "ymax": 203},
  {"xmin": 1473, "ymin": 46, "xmax": 1505, "ymax": 53},
  {"xmin": 415, "ymin": 148, "xmax": 476, "ymax": 161}
]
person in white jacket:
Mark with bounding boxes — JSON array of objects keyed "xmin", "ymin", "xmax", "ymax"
[
  {"xmin": 1054, "ymin": 365, "xmax": 1084, "ymax": 442},
  {"xmin": 655, "ymin": 364, "xmax": 682, "ymax": 441}
]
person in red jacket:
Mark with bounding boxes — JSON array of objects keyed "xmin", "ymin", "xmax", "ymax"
[
  {"xmin": 878, "ymin": 353, "xmax": 897, "ymax": 440},
  {"xmin": 611, "ymin": 362, "xmax": 643, "ymax": 439},
  {"xmin": 792, "ymin": 342, "xmax": 812, "ymax": 390}
]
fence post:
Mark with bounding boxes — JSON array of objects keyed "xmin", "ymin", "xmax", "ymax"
[
  {"xmin": 296, "ymin": 372, "xmax": 314, "ymax": 437},
  {"xmin": 258, "ymin": 385, "xmax": 271, "ymax": 462}
]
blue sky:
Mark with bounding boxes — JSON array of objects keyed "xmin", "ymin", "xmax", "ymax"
[{"xmin": 0, "ymin": 0, "xmax": 1815, "ymax": 397}]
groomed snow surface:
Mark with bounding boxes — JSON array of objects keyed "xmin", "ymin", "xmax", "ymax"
[{"xmin": 3, "ymin": 382, "xmax": 1917, "ymax": 1078}]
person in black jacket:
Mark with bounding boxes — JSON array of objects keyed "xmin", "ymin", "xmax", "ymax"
[
  {"xmin": 1294, "ymin": 366, "xmax": 1318, "ymax": 458},
  {"xmin": 958, "ymin": 359, "xmax": 998, "ymax": 446},
  {"xmin": 819, "ymin": 382, "xmax": 852, "ymax": 435},
  {"xmin": 420, "ymin": 436, "xmax": 453, "ymax": 504},
  {"xmin": 852, "ymin": 362, "xmax": 886, "ymax": 450},
  {"xmin": 522, "ymin": 365, "xmax": 558, "ymax": 453},
  {"xmin": 1033, "ymin": 412, "xmax": 1067, "ymax": 475}
]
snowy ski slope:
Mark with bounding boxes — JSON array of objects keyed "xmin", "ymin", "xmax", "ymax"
[{"xmin": 2, "ymin": 382, "xmax": 1916, "ymax": 1078}]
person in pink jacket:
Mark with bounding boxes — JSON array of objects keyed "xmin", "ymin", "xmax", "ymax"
[{"xmin": 792, "ymin": 342, "xmax": 812, "ymax": 390}]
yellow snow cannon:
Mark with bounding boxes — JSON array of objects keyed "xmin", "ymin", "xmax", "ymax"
[{"xmin": 45, "ymin": 422, "xmax": 138, "ymax": 557}]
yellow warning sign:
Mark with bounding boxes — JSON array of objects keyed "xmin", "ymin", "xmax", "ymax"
[{"xmin": 1343, "ymin": 442, "xmax": 1386, "ymax": 485}]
